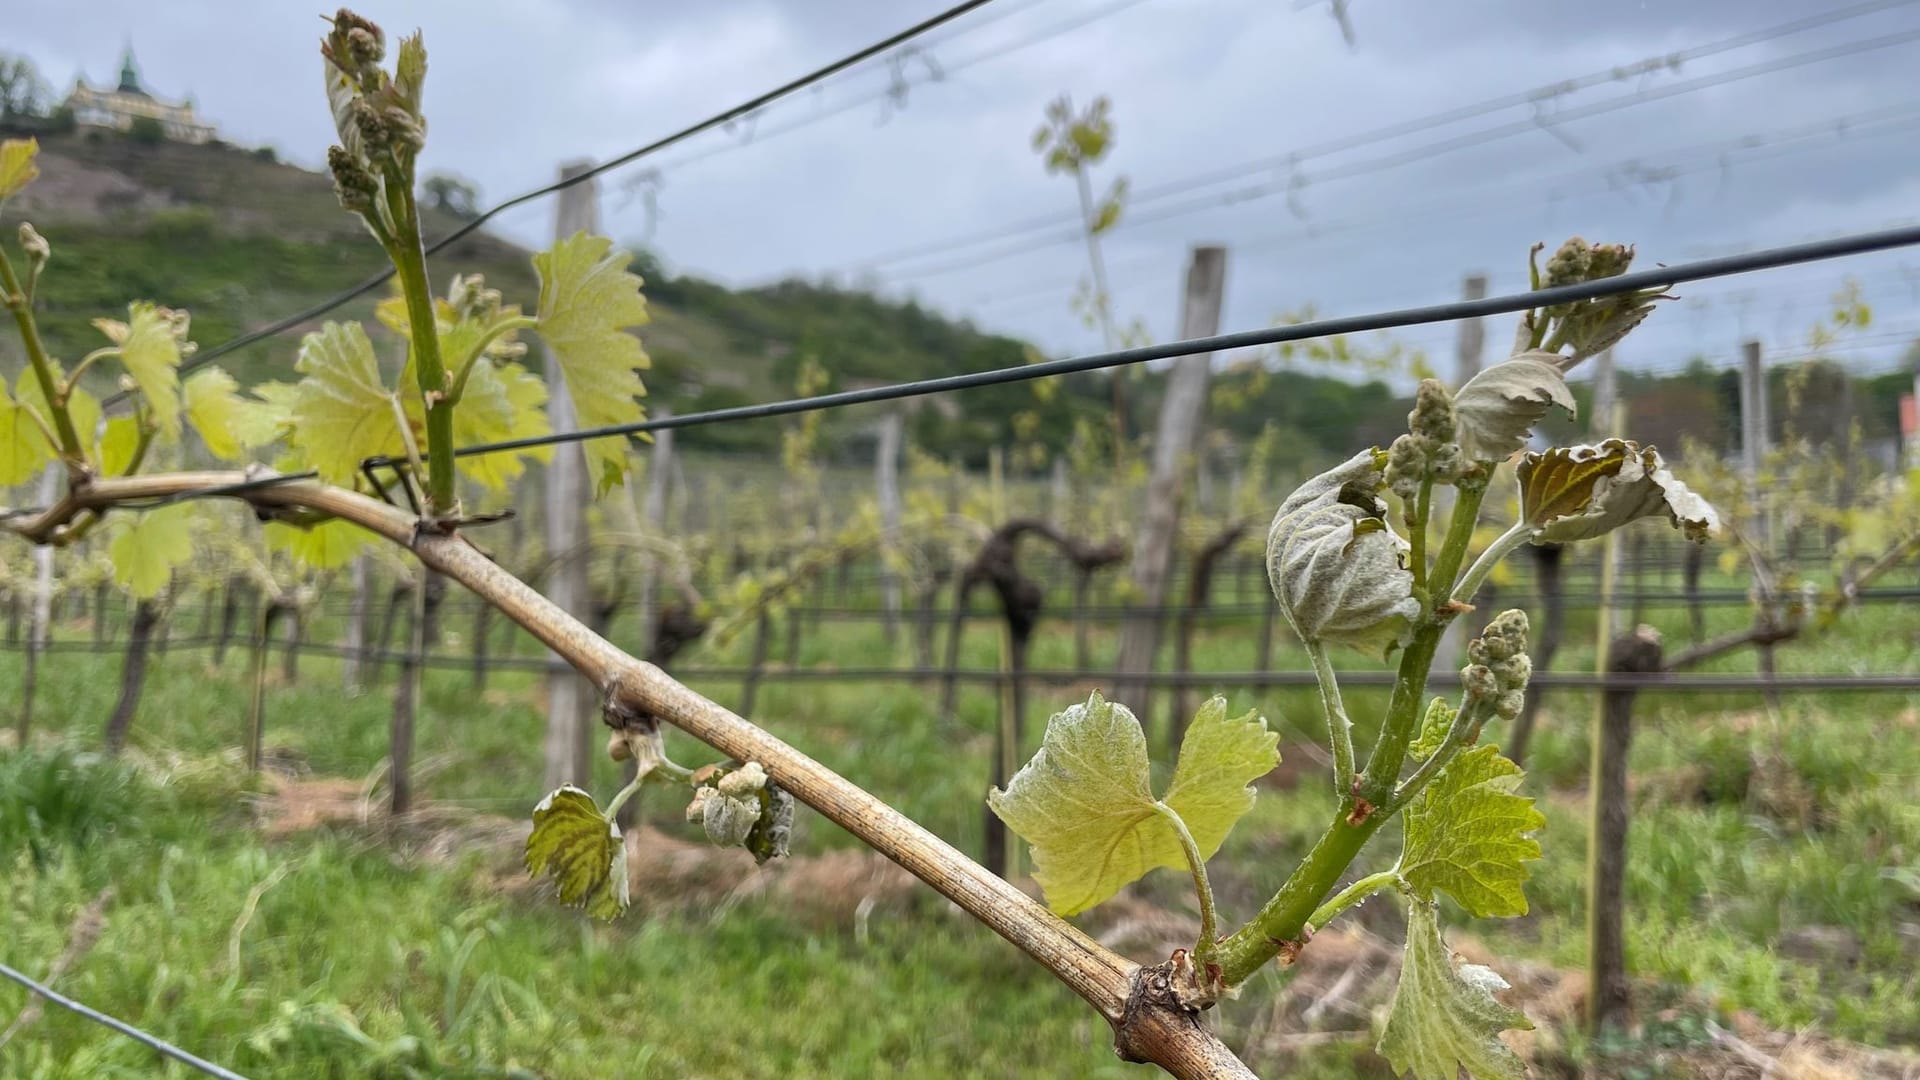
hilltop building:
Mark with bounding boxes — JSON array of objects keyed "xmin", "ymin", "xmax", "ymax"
[{"xmin": 63, "ymin": 47, "xmax": 215, "ymax": 144}]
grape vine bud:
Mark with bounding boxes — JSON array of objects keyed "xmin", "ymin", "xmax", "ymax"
[
  {"xmin": 18, "ymin": 223, "xmax": 48, "ymax": 266},
  {"xmin": 1384, "ymin": 435, "xmax": 1422, "ymax": 500},
  {"xmin": 1543, "ymin": 236, "xmax": 1592, "ymax": 289},
  {"xmin": 1494, "ymin": 690, "xmax": 1526, "ymax": 722},
  {"xmin": 606, "ymin": 731, "xmax": 632, "ymax": 762},
  {"xmin": 1409, "ymin": 379, "xmax": 1456, "ymax": 445},
  {"xmin": 1462, "ymin": 664, "xmax": 1499, "ymax": 699},
  {"xmin": 717, "ymin": 762, "xmax": 768, "ymax": 799},
  {"xmin": 701, "ymin": 791, "xmax": 762, "ymax": 848},
  {"xmin": 1266, "ymin": 449, "xmax": 1420, "ymax": 657}
]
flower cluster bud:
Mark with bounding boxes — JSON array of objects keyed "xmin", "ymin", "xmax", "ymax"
[
  {"xmin": 322, "ymin": 9, "xmax": 429, "ymax": 222},
  {"xmin": 1466, "ymin": 609, "xmax": 1531, "ymax": 721},
  {"xmin": 1530, "ymin": 236, "xmax": 1669, "ymax": 362},
  {"xmin": 18, "ymin": 223, "xmax": 48, "ymax": 267},
  {"xmin": 1384, "ymin": 379, "xmax": 1466, "ymax": 497}
]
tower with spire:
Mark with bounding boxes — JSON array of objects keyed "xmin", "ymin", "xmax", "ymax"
[{"xmin": 63, "ymin": 45, "xmax": 215, "ymax": 144}]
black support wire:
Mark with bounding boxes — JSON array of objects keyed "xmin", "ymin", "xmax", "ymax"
[
  {"xmin": 362, "ymin": 221, "xmax": 1920, "ymax": 469},
  {"xmin": 104, "ymin": 0, "xmax": 999, "ymax": 409},
  {"xmin": 0, "ymin": 961, "xmax": 251, "ymax": 1080}
]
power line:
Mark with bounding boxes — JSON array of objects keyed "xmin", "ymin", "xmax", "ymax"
[
  {"xmin": 874, "ymin": 27, "xmax": 1920, "ymax": 285},
  {"xmin": 823, "ymin": 0, "xmax": 1920, "ymax": 278},
  {"xmin": 355, "ymin": 221, "xmax": 1920, "ymax": 468},
  {"xmin": 0, "ymin": 961, "xmax": 250, "ymax": 1080},
  {"xmin": 104, "ymin": 0, "xmax": 1002, "ymax": 409}
]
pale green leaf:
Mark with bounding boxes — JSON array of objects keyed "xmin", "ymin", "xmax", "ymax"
[
  {"xmin": 289, "ymin": 321, "xmax": 403, "ymax": 485},
  {"xmin": 96, "ymin": 416, "xmax": 142, "ymax": 477},
  {"xmin": 108, "ymin": 505, "xmax": 194, "ymax": 599},
  {"xmin": 451, "ymin": 359, "xmax": 552, "ymax": 490},
  {"xmin": 1400, "ymin": 745, "xmax": 1544, "ymax": 918},
  {"xmin": 1409, "ymin": 698, "xmax": 1456, "ymax": 762},
  {"xmin": 0, "ymin": 388, "xmax": 53, "ymax": 486},
  {"xmin": 525, "ymin": 786, "xmax": 630, "ymax": 920},
  {"xmin": 0, "ymin": 137, "xmax": 38, "ymax": 200},
  {"xmin": 94, "ymin": 303, "xmax": 190, "ymax": 440},
  {"xmin": 265, "ymin": 518, "xmax": 374, "ymax": 570},
  {"xmin": 1378, "ymin": 901, "xmax": 1531, "ymax": 1080},
  {"xmin": 987, "ymin": 692, "xmax": 1275, "ymax": 916},
  {"xmin": 534, "ymin": 232, "xmax": 650, "ymax": 496},
  {"xmin": 1163, "ymin": 696, "xmax": 1281, "ymax": 858},
  {"xmin": 183, "ymin": 366, "xmax": 275, "ymax": 461}
]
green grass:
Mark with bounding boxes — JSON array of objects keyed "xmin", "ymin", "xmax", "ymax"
[{"xmin": 2, "ymin": 583, "xmax": 1917, "ymax": 1077}]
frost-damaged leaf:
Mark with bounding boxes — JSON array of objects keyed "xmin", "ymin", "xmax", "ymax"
[
  {"xmin": 1453, "ymin": 351, "xmax": 1575, "ymax": 462},
  {"xmin": 0, "ymin": 137, "xmax": 37, "ymax": 201},
  {"xmin": 94, "ymin": 303, "xmax": 192, "ymax": 441},
  {"xmin": 1378, "ymin": 901, "xmax": 1532, "ymax": 1080},
  {"xmin": 184, "ymin": 367, "xmax": 277, "ymax": 462},
  {"xmin": 109, "ymin": 505, "xmax": 195, "ymax": 599},
  {"xmin": 266, "ymin": 518, "xmax": 374, "ymax": 570},
  {"xmin": 1400, "ymin": 745, "xmax": 1543, "ymax": 918},
  {"xmin": 1266, "ymin": 448, "xmax": 1419, "ymax": 658},
  {"xmin": 534, "ymin": 231, "xmax": 650, "ymax": 496},
  {"xmin": 987, "ymin": 692, "xmax": 1275, "ymax": 916},
  {"xmin": 526, "ymin": 786, "xmax": 630, "ymax": 920},
  {"xmin": 289, "ymin": 321, "xmax": 403, "ymax": 486},
  {"xmin": 1518, "ymin": 439, "xmax": 1718, "ymax": 544}
]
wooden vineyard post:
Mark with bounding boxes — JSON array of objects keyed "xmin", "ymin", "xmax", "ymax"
[
  {"xmin": 18, "ymin": 465, "xmax": 57, "ymax": 743},
  {"xmin": 1682, "ymin": 541, "xmax": 1705, "ymax": 645},
  {"xmin": 1587, "ymin": 624, "xmax": 1664, "ymax": 1034},
  {"xmin": 244, "ymin": 601, "xmax": 274, "ymax": 774},
  {"xmin": 541, "ymin": 159, "xmax": 600, "ymax": 792},
  {"xmin": 344, "ymin": 554, "xmax": 372, "ymax": 691},
  {"xmin": 390, "ymin": 571, "xmax": 445, "ymax": 816},
  {"xmin": 877, "ymin": 408, "xmax": 904, "ymax": 635},
  {"xmin": 635, "ymin": 405, "xmax": 674, "ymax": 659},
  {"xmin": 102, "ymin": 600, "xmax": 161, "ymax": 754},
  {"xmin": 1113, "ymin": 245, "xmax": 1225, "ymax": 717},
  {"xmin": 740, "ymin": 609, "xmax": 773, "ymax": 718}
]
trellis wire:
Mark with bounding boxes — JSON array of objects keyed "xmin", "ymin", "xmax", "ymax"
[{"xmin": 0, "ymin": 961, "xmax": 250, "ymax": 1080}]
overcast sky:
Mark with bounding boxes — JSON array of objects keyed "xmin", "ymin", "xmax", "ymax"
[{"xmin": 14, "ymin": 0, "xmax": 1920, "ymax": 385}]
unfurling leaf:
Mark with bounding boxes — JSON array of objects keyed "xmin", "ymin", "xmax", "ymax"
[
  {"xmin": 265, "ymin": 518, "xmax": 374, "ymax": 570},
  {"xmin": 0, "ymin": 137, "xmax": 38, "ymax": 201},
  {"xmin": 1518, "ymin": 439, "xmax": 1718, "ymax": 544},
  {"xmin": 108, "ymin": 505, "xmax": 195, "ymax": 599},
  {"xmin": 534, "ymin": 232, "xmax": 650, "ymax": 496},
  {"xmin": 95, "ymin": 416, "xmax": 142, "ymax": 477},
  {"xmin": 1378, "ymin": 901, "xmax": 1532, "ymax": 1080},
  {"xmin": 184, "ymin": 367, "xmax": 276, "ymax": 461},
  {"xmin": 526, "ymin": 786, "xmax": 629, "ymax": 920},
  {"xmin": 1452, "ymin": 352, "xmax": 1575, "ymax": 462},
  {"xmin": 289, "ymin": 321, "xmax": 404, "ymax": 485},
  {"xmin": 1266, "ymin": 449, "xmax": 1419, "ymax": 657},
  {"xmin": 988, "ymin": 692, "xmax": 1277, "ymax": 916},
  {"xmin": 0, "ymin": 387, "xmax": 53, "ymax": 486},
  {"xmin": 94, "ymin": 303, "xmax": 193, "ymax": 441},
  {"xmin": 1409, "ymin": 698, "xmax": 1457, "ymax": 762},
  {"xmin": 1399, "ymin": 745, "xmax": 1543, "ymax": 918}
]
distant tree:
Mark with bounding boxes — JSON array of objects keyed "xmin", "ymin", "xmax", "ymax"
[
  {"xmin": 0, "ymin": 54, "xmax": 51, "ymax": 119},
  {"xmin": 422, "ymin": 171, "xmax": 479, "ymax": 219},
  {"xmin": 127, "ymin": 116, "xmax": 165, "ymax": 144},
  {"xmin": 46, "ymin": 106, "xmax": 75, "ymax": 133}
]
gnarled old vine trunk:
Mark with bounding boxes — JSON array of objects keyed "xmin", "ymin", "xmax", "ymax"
[{"xmin": 103, "ymin": 600, "xmax": 161, "ymax": 754}]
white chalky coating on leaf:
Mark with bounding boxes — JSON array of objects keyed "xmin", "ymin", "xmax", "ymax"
[
  {"xmin": 1377, "ymin": 901, "xmax": 1532, "ymax": 1080},
  {"xmin": 1518, "ymin": 439, "xmax": 1718, "ymax": 544},
  {"xmin": 1266, "ymin": 449, "xmax": 1420, "ymax": 658},
  {"xmin": 987, "ymin": 692, "xmax": 1277, "ymax": 917},
  {"xmin": 1453, "ymin": 352, "xmax": 1576, "ymax": 462}
]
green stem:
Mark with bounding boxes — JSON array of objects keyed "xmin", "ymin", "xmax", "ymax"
[
  {"xmin": 1304, "ymin": 639, "xmax": 1354, "ymax": 798},
  {"xmin": 602, "ymin": 773, "xmax": 647, "ymax": 822},
  {"xmin": 1389, "ymin": 695, "xmax": 1485, "ymax": 813},
  {"xmin": 383, "ymin": 185, "xmax": 457, "ymax": 518},
  {"xmin": 1155, "ymin": 801, "xmax": 1219, "ymax": 963},
  {"xmin": 1212, "ymin": 809, "xmax": 1385, "ymax": 985},
  {"xmin": 1307, "ymin": 869, "xmax": 1402, "ymax": 932},
  {"xmin": 1452, "ymin": 520, "xmax": 1533, "ymax": 607},
  {"xmin": 0, "ymin": 248, "xmax": 84, "ymax": 461},
  {"xmin": 1427, "ymin": 483, "xmax": 1488, "ymax": 601},
  {"xmin": 445, "ymin": 316, "xmax": 537, "ymax": 405},
  {"xmin": 1409, "ymin": 477, "xmax": 1432, "ymax": 595}
]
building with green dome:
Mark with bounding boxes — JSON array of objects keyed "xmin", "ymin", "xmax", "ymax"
[{"xmin": 63, "ymin": 46, "xmax": 215, "ymax": 143}]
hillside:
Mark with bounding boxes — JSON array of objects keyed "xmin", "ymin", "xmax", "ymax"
[{"xmin": 3, "ymin": 128, "xmax": 1103, "ymax": 458}]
